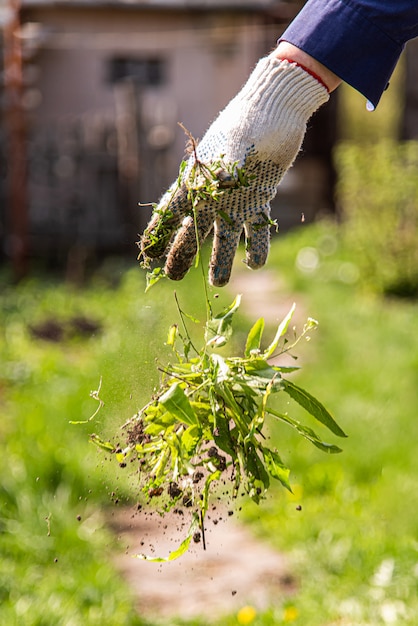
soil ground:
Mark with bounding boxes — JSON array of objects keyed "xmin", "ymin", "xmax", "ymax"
[{"xmin": 109, "ymin": 506, "xmax": 295, "ymax": 622}]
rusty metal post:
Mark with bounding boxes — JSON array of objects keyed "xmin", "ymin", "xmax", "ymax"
[{"xmin": 3, "ymin": 0, "xmax": 29, "ymax": 280}]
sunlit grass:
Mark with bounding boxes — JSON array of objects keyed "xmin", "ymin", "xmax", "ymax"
[
  {"xmin": 2, "ymin": 214, "xmax": 418, "ymax": 624},
  {"xmin": 0, "ymin": 265, "xmax": 213, "ymax": 625},
  {"xmin": 237, "ymin": 221, "xmax": 418, "ymax": 625}
]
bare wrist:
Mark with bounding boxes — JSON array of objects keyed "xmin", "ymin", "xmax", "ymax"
[{"xmin": 274, "ymin": 42, "xmax": 341, "ymax": 93}]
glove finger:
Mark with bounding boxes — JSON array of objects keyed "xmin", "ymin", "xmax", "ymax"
[
  {"xmin": 209, "ymin": 217, "xmax": 243, "ymax": 287},
  {"xmin": 165, "ymin": 205, "xmax": 214, "ymax": 281},
  {"xmin": 244, "ymin": 207, "xmax": 272, "ymax": 270},
  {"xmin": 140, "ymin": 184, "xmax": 189, "ymax": 260}
]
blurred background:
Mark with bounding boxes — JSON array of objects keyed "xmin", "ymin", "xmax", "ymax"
[
  {"xmin": 1, "ymin": 0, "xmax": 416, "ymax": 282},
  {"xmin": 2, "ymin": 3, "xmax": 418, "ymax": 626}
]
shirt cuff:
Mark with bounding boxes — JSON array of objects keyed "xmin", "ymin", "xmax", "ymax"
[{"xmin": 279, "ymin": 0, "xmax": 404, "ymax": 108}]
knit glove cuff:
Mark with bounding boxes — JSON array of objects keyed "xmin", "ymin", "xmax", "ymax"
[{"xmin": 201, "ymin": 54, "xmax": 329, "ymax": 167}]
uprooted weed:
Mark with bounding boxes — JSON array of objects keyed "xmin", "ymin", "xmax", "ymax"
[{"xmin": 91, "ymin": 294, "xmax": 345, "ymax": 561}]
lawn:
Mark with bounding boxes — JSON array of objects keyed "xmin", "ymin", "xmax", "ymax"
[
  {"xmin": 1, "ymin": 214, "xmax": 418, "ymax": 625},
  {"xmin": 238, "ymin": 222, "xmax": 418, "ymax": 625}
]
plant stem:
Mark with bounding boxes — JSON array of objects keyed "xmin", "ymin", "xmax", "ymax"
[
  {"xmin": 199, "ymin": 509, "xmax": 207, "ymax": 551},
  {"xmin": 174, "ymin": 291, "xmax": 199, "ymax": 354},
  {"xmin": 191, "ymin": 203, "xmax": 212, "ymax": 325}
]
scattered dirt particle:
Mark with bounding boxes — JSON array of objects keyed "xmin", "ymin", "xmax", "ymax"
[
  {"xmin": 167, "ymin": 482, "xmax": 182, "ymax": 499},
  {"xmin": 217, "ymin": 456, "xmax": 226, "ymax": 471},
  {"xmin": 182, "ymin": 494, "xmax": 193, "ymax": 508},
  {"xmin": 126, "ymin": 420, "xmax": 148, "ymax": 446},
  {"xmin": 193, "ymin": 471, "xmax": 204, "ymax": 484},
  {"xmin": 148, "ymin": 487, "xmax": 164, "ymax": 498}
]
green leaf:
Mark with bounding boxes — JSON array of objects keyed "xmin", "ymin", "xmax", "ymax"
[
  {"xmin": 181, "ymin": 425, "xmax": 201, "ymax": 455},
  {"xmin": 201, "ymin": 471, "xmax": 222, "ymax": 517},
  {"xmin": 245, "ymin": 443, "xmax": 270, "ymax": 490},
  {"xmin": 166, "ymin": 324, "xmax": 178, "ymax": 346},
  {"xmin": 159, "ymin": 383, "xmax": 198, "ymax": 426},
  {"xmin": 282, "ymin": 379, "xmax": 346, "ymax": 438},
  {"xmin": 273, "ymin": 365, "xmax": 300, "ymax": 373},
  {"xmin": 144, "ymin": 409, "xmax": 178, "ymax": 429},
  {"xmin": 149, "ymin": 447, "xmax": 171, "ymax": 479},
  {"xmin": 116, "ymin": 447, "xmax": 132, "ymax": 464},
  {"xmin": 262, "ymin": 447, "xmax": 292, "ymax": 492},
  {"xmin": 217, "ymin": 209, "xmax": 234, "ymax": 225},
  {"xmin": 190, "ymin": 400, "xmax": 213, "ymax": 425},
  {"xmin": 215, "ymin": 381, "xmax": 249, "ymax": 436},
  {"xmin": 145, "ymin": 266, "xmax": 166, "ymax": 292},
  {"xmin": 213, "ymin": 411, "xmax": 236, "ymax": 458},
  {"xmin": 210, "ymin": 353, "xmax": 230, "ymax": 383},
  {"xmin": 135, "ymin": 441, "xmax": 164, "ymax": 455},
  {"xmin": 244, "ymin": 358, "xmax": 283, "ymax": 389},
  {"xmin": 178, "ymin": 158, "xmax": 187, "ymax": 180},
  {"xmin": 268, "ymin": 407, "xmax": 343, "ymax": 454},
  {"xmin": 89, "ymin": 434, "xmax": 115, "ymax": 452},
  {"xmin": 245, "ymin": 318, "xmax": 265, "ymax": 357},
  {"xmin": 136, "ymin": 514, "xmax": 200, "ymax": 562},
  {"xmin": 205, "ymin": 295, "xmax": 241, "ymax": 347},
  {"xmin": 247, "ymin": 410, "xmax": 264, "ymax": 441},
  {"xmin": 263, "ymin": 302, "xmax": 296, "ymax": 359},
  {"xmin": 179, "ymin": 310, "xmax": 200, "ymax": 325}
]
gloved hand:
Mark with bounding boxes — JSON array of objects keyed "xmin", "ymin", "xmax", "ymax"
[{"xmin": 140, "ymin": 53, "xmax": 329, "ymax": 287}]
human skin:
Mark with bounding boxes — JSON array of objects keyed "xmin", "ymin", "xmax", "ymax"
[{"xmin": 275, "ymin": 41, "xmax": 342, "ymax": 93}]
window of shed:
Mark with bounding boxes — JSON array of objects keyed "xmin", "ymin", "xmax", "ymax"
[{"xmin": 108, "ymin": 58, "xmax": 165, "ymax": 86}]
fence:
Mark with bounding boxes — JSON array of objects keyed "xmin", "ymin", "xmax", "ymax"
[
  {"xmin": 0, "ymin": 103, "xmax": 172, "ymax": 273},
  {"xmin": 0, "ymin": 90, "xmax": 338, "ymax": 276}
]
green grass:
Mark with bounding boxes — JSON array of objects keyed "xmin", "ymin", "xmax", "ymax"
[
  {"xmin": 0, "ymin": 264, "xmax": 216, "ymax": 625},
  {"xmin": 2, "ymin": 217, "xmax": 418, "ymax": 625},
  {"xmin": 236, "ymin": 222, "xmax": 418, "ymax": 625}
]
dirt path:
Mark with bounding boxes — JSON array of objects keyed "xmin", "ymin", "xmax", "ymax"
[
  {"xmin": 230, "ymin": 269, "xmax": 295, "ymax": 325},
  {"xmin": 109, "ymin": 507, "xmax": 294, "ymax": 622},
  {"xmin": 109, "ymin": 268, "xmax": 302, "ymax": 622}
]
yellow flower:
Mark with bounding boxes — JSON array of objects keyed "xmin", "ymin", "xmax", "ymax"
[
  {"xmin": 283, "ymin": 606, "xmax": 299, "ymax": 622},
  {"xmin": 237, "ymin": 605, "xmax": 257, "ymax": 625}
]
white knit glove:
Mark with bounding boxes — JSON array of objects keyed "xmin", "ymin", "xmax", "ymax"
[{"xmin": 140, "ymin": 54, "xmax": 329, "ymax": 286}]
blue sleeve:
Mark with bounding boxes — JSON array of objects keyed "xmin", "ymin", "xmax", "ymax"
[{"xmin": 279, "ymin": 0, "xmax": 418, "ymax": 107}]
